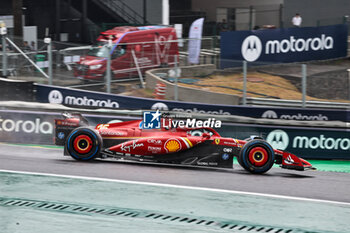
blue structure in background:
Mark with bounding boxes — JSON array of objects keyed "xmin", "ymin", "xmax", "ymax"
[{"xmin": 220, "ymin": 24, "xmax": 348, "ymax": 68}]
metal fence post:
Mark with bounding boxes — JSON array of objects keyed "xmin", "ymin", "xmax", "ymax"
[
  {"xmin": 243, "ymin": 61, "xmax": 247, "ymax": 105},
  {"xmin": 211, "ymin": 37, "xmax": 215, "ymax": 65},
  {"xmin": 106, "ymin": 39, "xmax": 112, "ymax": 93},
  {"xmin": 302, "ymin": 64, "xmax": 307, "ymax": 108},
  {"xmin": 131, "ymin": 49, "xmax": 145, "ymax": 88},
  {"xmin": 47, "ymin": 39, "xmax": 53, "ymax": 85},
  {"xmin": 174, "ymin": 54, "xmax": 178, "ymax": 101},
  {"xmin": 347, "ymin": 69, "xmax": 350, "ymax": 102},
  {"xmin": 1, "ymin": 35, "xmax": 7, "ymax": 77},
  {"xmin": 213, "ymin": 36, "xmax": 218, "ymax": 67}
]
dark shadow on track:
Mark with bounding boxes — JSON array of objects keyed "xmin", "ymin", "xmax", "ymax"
[
  {"xmin": 56, "ymin": 157, "xmax": 315, "ymax": 179},
  {"xmin": 273, "ymin": 172, "xmax": 315, "ymax": 179}
]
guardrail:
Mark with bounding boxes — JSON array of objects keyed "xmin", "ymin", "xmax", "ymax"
[
  {"xmin": 245, "ymin": 97, "xmax": 350, "ymax": 109},
  {"xmin": 0, "ymin": 101, "xmax": 347, "ymax": 129},
  {"xmin": 0, "ymin": 78, "xmax": 34, "ymax": 101}
]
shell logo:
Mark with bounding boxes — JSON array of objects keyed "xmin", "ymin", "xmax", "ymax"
[{"xmin": 164, "ymin": 139, "xmax": 182, "ymax": 153}]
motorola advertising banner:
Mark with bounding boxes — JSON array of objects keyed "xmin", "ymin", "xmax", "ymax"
[
  {"xmin": 36, "ymin": 84, "xmax": 350, "ymax": 122},
  {"xmin": 0, "ymin": 110, "xmax": 59, "ymax": 145},
  {"xmin": 0, "ymin": 109, "xmax": 139, "ymax": 145},
  {"xmin": 264, "ymin": 127, "xmax": 350, "ymax": 160},
  {"xmin": 220, "ymin": 24, "xmax": 348, "ymax": 68},
  {"xmin": 218, "ymin": 124, "xmax": 350, "ymax": 160}
]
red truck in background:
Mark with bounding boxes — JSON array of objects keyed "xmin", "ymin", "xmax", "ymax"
[{"xmin": 74, "ymin": 25, "xmax": 179, "ymax": 80}]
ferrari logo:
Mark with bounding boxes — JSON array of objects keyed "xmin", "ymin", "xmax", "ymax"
[{"xmin": 215, "ymin": 138, "xmax": 220, "ymax": 145}]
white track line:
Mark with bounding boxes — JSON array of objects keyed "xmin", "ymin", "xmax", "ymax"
[{"xmin": 0, "ymin": 169, "xmax": 349, "ymax": 206}]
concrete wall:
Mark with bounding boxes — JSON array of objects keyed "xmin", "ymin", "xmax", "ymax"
[
  {"xmin": 283, "ymin": 0, "xmax": 350, "ymax": 28},
  {"xmin": 145, "ymin": 65, "xmax": 241, "ymax": 105}
]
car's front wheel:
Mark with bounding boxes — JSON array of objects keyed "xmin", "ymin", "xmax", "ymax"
[
  {"xmin": 65, "ymin": 127, "xmax": 102, "ymax": 161},
  {"xmin": 238, "ymin": 139, "xmax": 275, "ymax": 174}
]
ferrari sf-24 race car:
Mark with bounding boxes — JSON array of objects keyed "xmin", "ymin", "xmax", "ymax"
[{"xmin": 55, "ymin": 113, "xmax": 315, "ymax": 174}]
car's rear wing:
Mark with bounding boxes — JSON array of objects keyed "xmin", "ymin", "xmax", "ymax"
[{"xmin": 54, "ymin": 112, "xmax": 89, "ymax": 146}]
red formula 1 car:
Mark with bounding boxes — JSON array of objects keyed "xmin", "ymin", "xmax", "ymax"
[{"xmin": 55, "ymin": 113, "xmax": 315, "ymax": 174}]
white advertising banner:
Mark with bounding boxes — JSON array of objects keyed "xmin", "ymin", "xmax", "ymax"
[
  {"xmin": 188, "ymin": 18, "xmax": 204, "ymax": 64},
  {"xmin": 23, "ymin": 26, "xmax": 37, "ymax": 50},
  {"xmin": 174, "ymin": 24, "xmax": 183, "ymax": 47}
]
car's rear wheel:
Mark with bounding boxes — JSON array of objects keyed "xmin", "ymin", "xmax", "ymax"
[
  {"xmin": 65, "ymin": 127, "xmax": 102, "ymax": 161},
  {"xmin": 238, "ymin": 140, "xmax": 275, "ymax": 174}
]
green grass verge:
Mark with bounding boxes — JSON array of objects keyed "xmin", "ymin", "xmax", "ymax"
[
  {"xmin": 233, "ymin": 158, "xmax": 350, "ymax": 173},
  {"xmin": 306, "ymin": 160, "xmax": 350, "ymax": 173},
  {"xmin": 1, "ymin": 143, "xmax": 63, "ymax": 150}
]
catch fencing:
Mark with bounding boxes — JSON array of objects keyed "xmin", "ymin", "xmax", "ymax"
[
  {"xmin": 1, "ymin": 24, "xmax": 350, "ymax": 111},
  {"xmin": 0, "ymin": 35, "xmax": 218, "ymax": 87}
]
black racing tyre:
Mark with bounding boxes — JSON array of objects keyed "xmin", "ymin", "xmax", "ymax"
[
  {"xmin": 65, "ymin": 127, "xmax": 103, "ymax": 161},
  {"xmin": 238, "ymin": 139, "xmax": 275, "ymax": 174}
]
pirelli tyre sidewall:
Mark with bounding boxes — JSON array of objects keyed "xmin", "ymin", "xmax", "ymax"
[
  {"xmin": 238, "ymin": 139, "xmax": 275, "ymax": 174},
  {"xmin": 65, "ymin": 127, "xmax": 102, "ymax": 161}
]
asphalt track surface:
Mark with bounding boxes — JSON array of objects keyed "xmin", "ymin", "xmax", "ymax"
[{"xmin": 1, "ymin": 143, "xmax": 349, "ymax": 203}]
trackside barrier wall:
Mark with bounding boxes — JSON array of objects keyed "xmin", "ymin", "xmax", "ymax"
[
  {"xmin": 35, "ymin": 84, "xmax": 350, "ymax": 122},
  {"xmin": 221, "ymin": 24, "xmax": 348, "ymax": 68},
  {"xmin": 0, "ymin": 102, "xmax": 349, "ymax": 160},
  {"xmin": 0, "ymin": 78, "xmax": 35, "ymax": 101}
]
